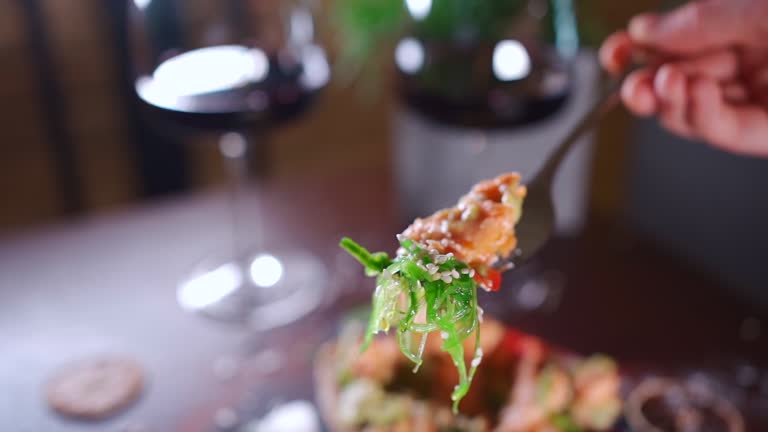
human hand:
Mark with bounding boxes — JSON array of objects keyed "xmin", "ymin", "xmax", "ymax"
[{"xmin": 599, "ymin": 0, "xmax": 768, "ymax": 157}]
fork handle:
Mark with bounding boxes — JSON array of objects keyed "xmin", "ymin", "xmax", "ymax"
[{"xmin": 530, "ymin": 67, "xmax": 635, "ymax": 188}]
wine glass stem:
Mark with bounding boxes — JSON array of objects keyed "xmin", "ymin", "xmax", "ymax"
[{"xmin": 219, "ymin": 131, "xmax": 262, "ymax": 260}]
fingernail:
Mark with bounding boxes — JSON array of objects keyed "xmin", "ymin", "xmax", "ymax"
[
  {"xmin": 636, "ymin": 89, "xmax": 657, "ymax": 116},
  {"xmin": 655, "ymin": 65, "xmax": 682, "ymax": 101},
  {"xmin": 654, "ymin": 66, "xmax": 671, "ymax": 99},
  {"xmin": 622, "ymin": 76, "xmax": 657, "ymax": 117},
  {"xmin": 629, "ymin": 14, "xmax": 658, "ymax": 42}
]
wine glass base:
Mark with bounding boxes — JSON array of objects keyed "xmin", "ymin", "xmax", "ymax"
[{"xmin": 178, "ymin": 249, "xmax": 328, "ymax": 330}]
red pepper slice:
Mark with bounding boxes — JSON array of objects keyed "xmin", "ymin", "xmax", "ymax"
[
  {"xmin": 500, "ymin": 328, "xmax": 546, "ymax": 357},
  {"xmin": 474, "ymin": 268, "xmax": 502, "ymax": 292}
]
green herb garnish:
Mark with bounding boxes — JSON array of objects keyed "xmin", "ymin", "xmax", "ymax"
[
  {"xmin": 340, "ymin": 236, "xmax": 482, "ymax": 412},
  {"xmin": 340, "ymin": 237, "xmax": 393, "ymax": 276}
]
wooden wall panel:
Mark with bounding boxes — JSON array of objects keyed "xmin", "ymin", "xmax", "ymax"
[
  {"xmin": 583, "ymin": 0, "xmax": 663, "ymax": 218},
  {"xmin": 0, "ymin": 0, "xmax": 667, "ymax": 233},
  {"xmin": 0, "ymin": 0, "xmax": 61, "ymax": 230},
  {"xmin": 270, "ymin": 83, "xmax": 393, "ymax": 178},
  {"xmin": 0, "ymin": 120, "xmax": 61, "ymax": 231},
  {"xmin": 40, "ymin": 0, "xmax": 137, "ymax": 211},
  {"xmin": 188, "ymin": 135, "xmax": 226, "ymax": 188}
]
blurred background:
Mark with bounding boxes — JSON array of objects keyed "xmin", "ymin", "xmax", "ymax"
[
  {"xmin": 3, "ymin": 0, "xmax": 768, "ymax": 430},
  {"xmin": 2, "ymin": 0, "xmax": 767, "ymax": 306},
  {"xmin": 0, "ymin": 0, "xmax": 625, "ymax": 229}
]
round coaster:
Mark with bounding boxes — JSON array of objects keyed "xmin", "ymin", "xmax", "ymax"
[{"xmin": 46, "ymin": 356, "xmax": 144, "ymax": 420}]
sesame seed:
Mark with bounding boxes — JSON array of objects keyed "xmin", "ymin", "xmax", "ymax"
[
  {"xmin": 451, "ymin": 269, "xmax": 460, "ymax": 278},
  {"xmin": 461, "ymin": 268, "xmax": 470, "ymax": 275},
  {"xmin": 446, "ymin": 252, "xmax": 454, "ymax": 258},
  {"xmin": 441, "ymin": 331, "xmax": 449, "ymax": 339},
  {"xmin": 441, "ymin": 274, "xmax": 453, "ymax": 283},
  {"xmin": 431, "ymin": 273, "xmax": 441, "ymax": 281},
  {"xmin": 476, "ymin": 348, "xmax": 483, "ymax": 357},
  {"xmin": 396, "ymin": 234, "xmax": 406, "ymax": 242},
  {"xmin": 471, "ymin": 357, "xmax": 482, "ymax": 368},
  {"xmin": 469, "ymin": 269, "xmax": 476, "ymax": 277}
]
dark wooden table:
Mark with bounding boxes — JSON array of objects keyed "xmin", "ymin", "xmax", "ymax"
[{"xmin": 2, "ymin": 171, "xmax": 766, "ymax": 431}]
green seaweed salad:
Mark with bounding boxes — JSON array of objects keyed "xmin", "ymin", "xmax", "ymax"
[{"xmin": 340, "ymin": 235, "xmax": 484, "ymax": 412}]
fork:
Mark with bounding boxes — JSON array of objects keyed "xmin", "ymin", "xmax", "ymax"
[{"xmin": 498, "ymin": 67, "xmax": 636, "ymax": 272}]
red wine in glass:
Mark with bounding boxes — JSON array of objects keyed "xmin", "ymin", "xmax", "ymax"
[
  {"xmin": 136, "ymin": 44, "xmax": 328, "ymax": 132},
  {"xmin": 129, "ymin": 1, "xmax": 332, "ymax": 327},
  {"xmin": 132, "ymin": 44, "xmax": 331, "ymax": 327}
]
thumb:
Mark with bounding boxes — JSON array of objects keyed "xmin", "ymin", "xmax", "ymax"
[{"xmin": 629, "ymin": 0, "xmax": 768, "ymax": 54}]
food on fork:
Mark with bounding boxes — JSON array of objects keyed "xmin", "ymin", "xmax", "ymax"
[
  {"xmin": 402, "ymin": 172, "xmax": 526, "ymax": 271},
  {"xmin": 339, "ymin": 173, "xmax": 526, "ymax": 410},
  {"xmin": 314, "ymin": 319, "xmax": 622, "ymax": 431}
]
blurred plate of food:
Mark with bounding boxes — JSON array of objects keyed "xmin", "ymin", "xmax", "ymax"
[{"xmin": 315, "ymin": 317, "xmax": 622, "ymax": 432}]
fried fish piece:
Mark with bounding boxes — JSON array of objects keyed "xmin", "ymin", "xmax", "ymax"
[{"xmin": 402, "ymin": 173, "xmax": 526, "ymax": 269}]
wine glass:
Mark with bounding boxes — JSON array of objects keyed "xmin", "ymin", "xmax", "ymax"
[
  {"xmin": 127, "ymin": 0, "xmax": 331, "ymax": 329},
  {"xmin": 394, "ymin": 0, "xmax": 579, "ymax": 128},
  {"xmin": 625, "ymin": 374, "xmax": 746, "ymax": 432}
]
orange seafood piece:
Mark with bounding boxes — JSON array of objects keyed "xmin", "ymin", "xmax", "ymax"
[{"xmin": 402, "ymin": 173, "xmax": 526, "ymax": 268}]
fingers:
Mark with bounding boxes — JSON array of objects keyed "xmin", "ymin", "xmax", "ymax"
[
  {"xmin": 600, "ymin": 31, "xmax": 634, "ymax": 75},
  {"xmin": 615, "ymin": 49, "xmax": 748, "ymax": 132},
  {"xmin": 619, "ymin": 63, "xmax": 768, "ymax": 158},
  {"xmin": 654, "ymin": 65, "xmax": 693, "ymax": 138},
  {"xmin": 657, "ymin": 49, "xmax": 744, "ymax": 106},
  {"xmin": 597, "ymin": 0, "xmax": 768, "ymax": 158},
  {"xmin": 671, "ymin": 50, "xmax": 739, "ymax": 81},
  {"xmin": 689, "ymin": 78, "xmax": 768, "ymax": 158},
  {"xmin": 628, "ymin": 0, "xmax": 766, "ymax": 55},
  {"xmin": 621, "ymin": 68, "xmax": 657, "ymax": 117}
]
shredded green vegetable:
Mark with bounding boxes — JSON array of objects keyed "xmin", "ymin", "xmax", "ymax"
[{"xmin": 340, "ymin": 236, "xmax": 483, "ymax": 412}]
